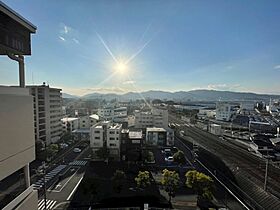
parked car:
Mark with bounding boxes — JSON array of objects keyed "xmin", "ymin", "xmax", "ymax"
[{"xmin": 73, "ymin": 147, "xmax": 81, "ymax": 153}]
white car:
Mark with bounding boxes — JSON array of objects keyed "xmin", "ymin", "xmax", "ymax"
[
  {"xmin": 73, "ymin": 148, "xmax": 81, "ymax": 153},
  {"xmin": 165, "ymin": 156, "xmax": 174, "ymax": 162}
]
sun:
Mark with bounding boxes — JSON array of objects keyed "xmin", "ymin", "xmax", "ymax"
[{"xmin": 115, "ymin": 61, "xmax": 128, "ymax": 74}]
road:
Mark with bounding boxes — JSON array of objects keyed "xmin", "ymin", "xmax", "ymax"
[{"xmin": 34, "ymin": 142, "xmax": 91, "ymax": 210}]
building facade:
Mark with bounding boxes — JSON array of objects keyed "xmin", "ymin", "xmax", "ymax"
[
  {"xmin": 215, "ymin": 102, "xmax": 236, "ymax": 121},
  {"xmin": 0, "ymin": 2, "xmax": 37, "ymax": 209},
  {"xmin": 98, "ymin": 105, "xmax": 127, "ymax": 122},
  {"xmin": 146, "ymin": 127, "xmax": 167, "ymax": 146},
  {"xmin": 134, "ymin": 108, "xmax": 168, "ymax": 129},
  {"xmin": 28, "ymin": 84, "xmax": 63, "ymax": 145},
  {"xmin": 90, "ymin": 121, "xmax": 122, "ymax": 160},
  {"xmin": 61, "ymin": 117, "xmax": 79, "ymax": 133}
]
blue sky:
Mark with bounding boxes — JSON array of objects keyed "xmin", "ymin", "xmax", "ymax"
[{"xmin": 1, "ymin": 0, "xmax": 280, "ymax": 96}]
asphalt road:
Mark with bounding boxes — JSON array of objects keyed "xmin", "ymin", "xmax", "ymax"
[{"xmin": 35, "ymin": 144, "xmax": 91, "ymax": 210}]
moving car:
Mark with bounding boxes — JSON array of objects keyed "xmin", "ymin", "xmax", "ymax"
[
  {"xmin": 73, "ymin": 147, "xmax": 81, "ymax": 153},
  {"xmin": 165, "ymin": 156, "xmax": 174, "ymax": 162}
]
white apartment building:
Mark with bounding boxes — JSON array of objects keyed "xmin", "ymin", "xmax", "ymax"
[
  {"xmin": 134, "ymin": 108, "xmax": 168, "ymax": 129},
  {"xmin": 28, "ymin": 83, "xmax": 63, "ymax": 145},
  {"xmin": 98, "ymin": 105, "xmax": 127, "ymax": 122},
  {"xmin": 90, "ymin": 121, "xmax": 122, "ymax": 160},
  {"xmin": 0, "ymin": 3, "xmax": 37, "ymax": 209},
  {"xmin": 215, "ymin": 102, "xmax": 236, "ymax": 122},
  {"xmin": 61, "ymin": 117, "xmax": 79, "ymax": 133},
  {"xmin": 78, "ymin": 114, "xmax": 99, "ymax": 129}
]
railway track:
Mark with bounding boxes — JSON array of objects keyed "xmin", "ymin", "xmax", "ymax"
[{"xmin": 169, "ymin": 114, "xmax": 280, "ymax": 209}]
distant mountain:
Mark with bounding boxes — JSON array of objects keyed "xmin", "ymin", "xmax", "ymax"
[
  {"xmin": 62, "ymin": 92, "xmax": 79, "ymax": 98},
  {"xmin": 63, "ymin": 89, "xmax": 280, "ymax": 102}
]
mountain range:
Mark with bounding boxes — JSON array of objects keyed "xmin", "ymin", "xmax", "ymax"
[{"xmin": 62, "ymin": 89, "xmax": 280, "ymax": 102}]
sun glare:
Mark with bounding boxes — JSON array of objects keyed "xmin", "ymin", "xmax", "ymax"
[{"xmin": 115, "ymin": 62, "xmax": 128, "ymax": 74}]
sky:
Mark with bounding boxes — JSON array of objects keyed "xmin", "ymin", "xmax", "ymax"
[{"xmin": 1, "ymin": 0, "xmax": 280, "ymax": 96}]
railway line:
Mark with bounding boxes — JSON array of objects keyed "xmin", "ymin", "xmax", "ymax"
[{"xmin": 169, "ymin": 114, "xmax": 280, "ymax": 209}]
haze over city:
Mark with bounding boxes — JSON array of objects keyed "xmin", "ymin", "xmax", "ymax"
[{"xmin": 1, "ymin": 0, "xmax": 280, "ymax": 96}]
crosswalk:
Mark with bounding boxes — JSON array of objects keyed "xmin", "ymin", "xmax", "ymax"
[
  {"xmin": 33, "ymin": 165, "xmax": 67, "ymax": 190},
  {"xmin": 69, "ymin": 160, "xmax": 87, "ymax": 166},
  {"xmin": 38, "ymin": 199, "xmax": 57, "ymax": 210}
]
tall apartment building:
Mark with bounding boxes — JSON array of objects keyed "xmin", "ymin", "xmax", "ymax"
[
  {"xmin": 215, "ymin": 102, "xmax": 237, "ymax": 122},
  {"xmin": 90, "ymin": 121, "xmax": 122, "ymax": 160},
  {"xmin": 28, "ymin": 83, "xmax": 63, "ymax": 145},
  {"xmin": 0, "ymin": 2, "xmax": 37, "ymax": 209},
  {"xmin": 134, "ymin": 108, "xmax": 168, "ymax": 129}
]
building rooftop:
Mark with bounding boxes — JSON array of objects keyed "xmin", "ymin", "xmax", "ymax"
[
  {"xmin": 129, "ymin": 131, "xmax": 142, "ymax": 139},
  {"xmin": 0, "ymin": 1, "xmax": 36, "ymax": 33},
  {"xmin": 89, "ymin": 114, "xmax": 99, "ymax": 120},
  {"xmin": 61, "ymin": 117, "xmax": 78, "ymax": 122},
  {"xmin": 146, "ymin": 127, "xmax": 166, "ymax": 132}
]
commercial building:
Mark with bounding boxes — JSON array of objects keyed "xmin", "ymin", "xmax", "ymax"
[
  {"xmin": 90, "ymin": 121, "xmax": 122, "ymax": 160},
  {"xmin": 0, "ymin": 2, "xmax": 37, "ymax": 209},
  {"xmin": 28, "ymin": 83, "xmax": 63, "ymax": 145},
  {"xmin": 134, "ymin": 108, "xmax": 168, "ymax": 129},
  {"xmin": 215, "ymin": 102, "xmax": 237, "ymax": 121},
  {"xmin": 98, "ymin": 105, "xmax": 127, "ymax": 122}
]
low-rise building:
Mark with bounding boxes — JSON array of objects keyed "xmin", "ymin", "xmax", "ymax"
[
  {"xmin": 146, "ymin": 127, "xmax": 167, "ymax": 146},
  {"xmin": 216, "ymin": 102, "xmax": 237, "ymax": 121},
  {"xmin": 61, "ymin": 117, "xmax": 79, "ymax": 133},
  {"xmin": 209, "ymin": 124, "xmax": 222, "ymax": 136},
  {"xmin": 98, "ymin": 105, "xmax": 127, "ymax": 122},
  {"xmin": 78, "ymin": 114, "xmax": 99, "ymax": 129},
  {"xmin": 90, "ymin": 121, "xmax": 122, "ymax": 160},
  {"xmin": 197, "ymin": 109, "xmax": 216, "ymax": 119},
  {"xmin": 134, "ymin": 108, "xmax": 168, "ymax": 129}
]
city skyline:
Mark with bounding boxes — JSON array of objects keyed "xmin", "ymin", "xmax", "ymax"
[{"xmin": 1, "ymin": 0, "xmax": 280, "ymax": 96}]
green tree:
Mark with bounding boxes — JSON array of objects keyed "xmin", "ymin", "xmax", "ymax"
[
  {"xmin": 173, "ymin": 150, "xmax": 186, "ymax": 165},
  {"xmin": 112, "ymin": 170, "xmax": 126, "ymax": 193},
  {"xmin": 143, "ymin": 150, "xmax": 155, "ymax": 163},
  {"xmin": 161, "ymin": 169, "xmax": 180, "ymax": 203},
  {"xmin": 135, "ymin": 171, "xmax": 151, "ymax": 188},
  {"xmin": 45, "ymin": 144, "xmax": 59, "ymax": 160},
  {"xmin": 185, "ymin": 170, "xmax": 214, "ymax": 200}
]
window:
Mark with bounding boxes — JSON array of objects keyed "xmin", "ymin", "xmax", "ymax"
[
  {"xmin": 95, "ymin": 136, "xmax": 100, "ymax": 139},
  {"xmin": 109, "ymin": 137, "xmax": 115, "ymax": 140},
  {"xmin": 94, "ymin": 130, "xmax": 100, "ymax": 133},
  {"xmin": 109, "ymin": 143, "xmax": 116, "ymax": 147}
]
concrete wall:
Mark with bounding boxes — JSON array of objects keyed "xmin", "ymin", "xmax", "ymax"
[{"xmin": 0, "ymin": 87, "xmax": 35, "ymax": 180}]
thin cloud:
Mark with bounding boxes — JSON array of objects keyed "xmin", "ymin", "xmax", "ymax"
[
  {"xmin": 59, "ymin": 36, "xmax": 65, "ymax": 41},
  {"xmin": 207, "ymin": 83, "xmax": 241, "ymax": 90},
  {"xmin": 84, "ymin": 87, "xmax": 125, "ymax": 93},
  {"xmin": 273, "ymin": 65, "xmax": 280, "ymax": 70},
  {"xmin": 72, "ymin": 38, "xmax": 80, "ymax": 44},
  {"xmin": 123, "ymin": 80, "xmax": 135, "ymax": 85},
  {"xmin": 64, "ymin": 25, "xmax": 70, "ymax": 34}
]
